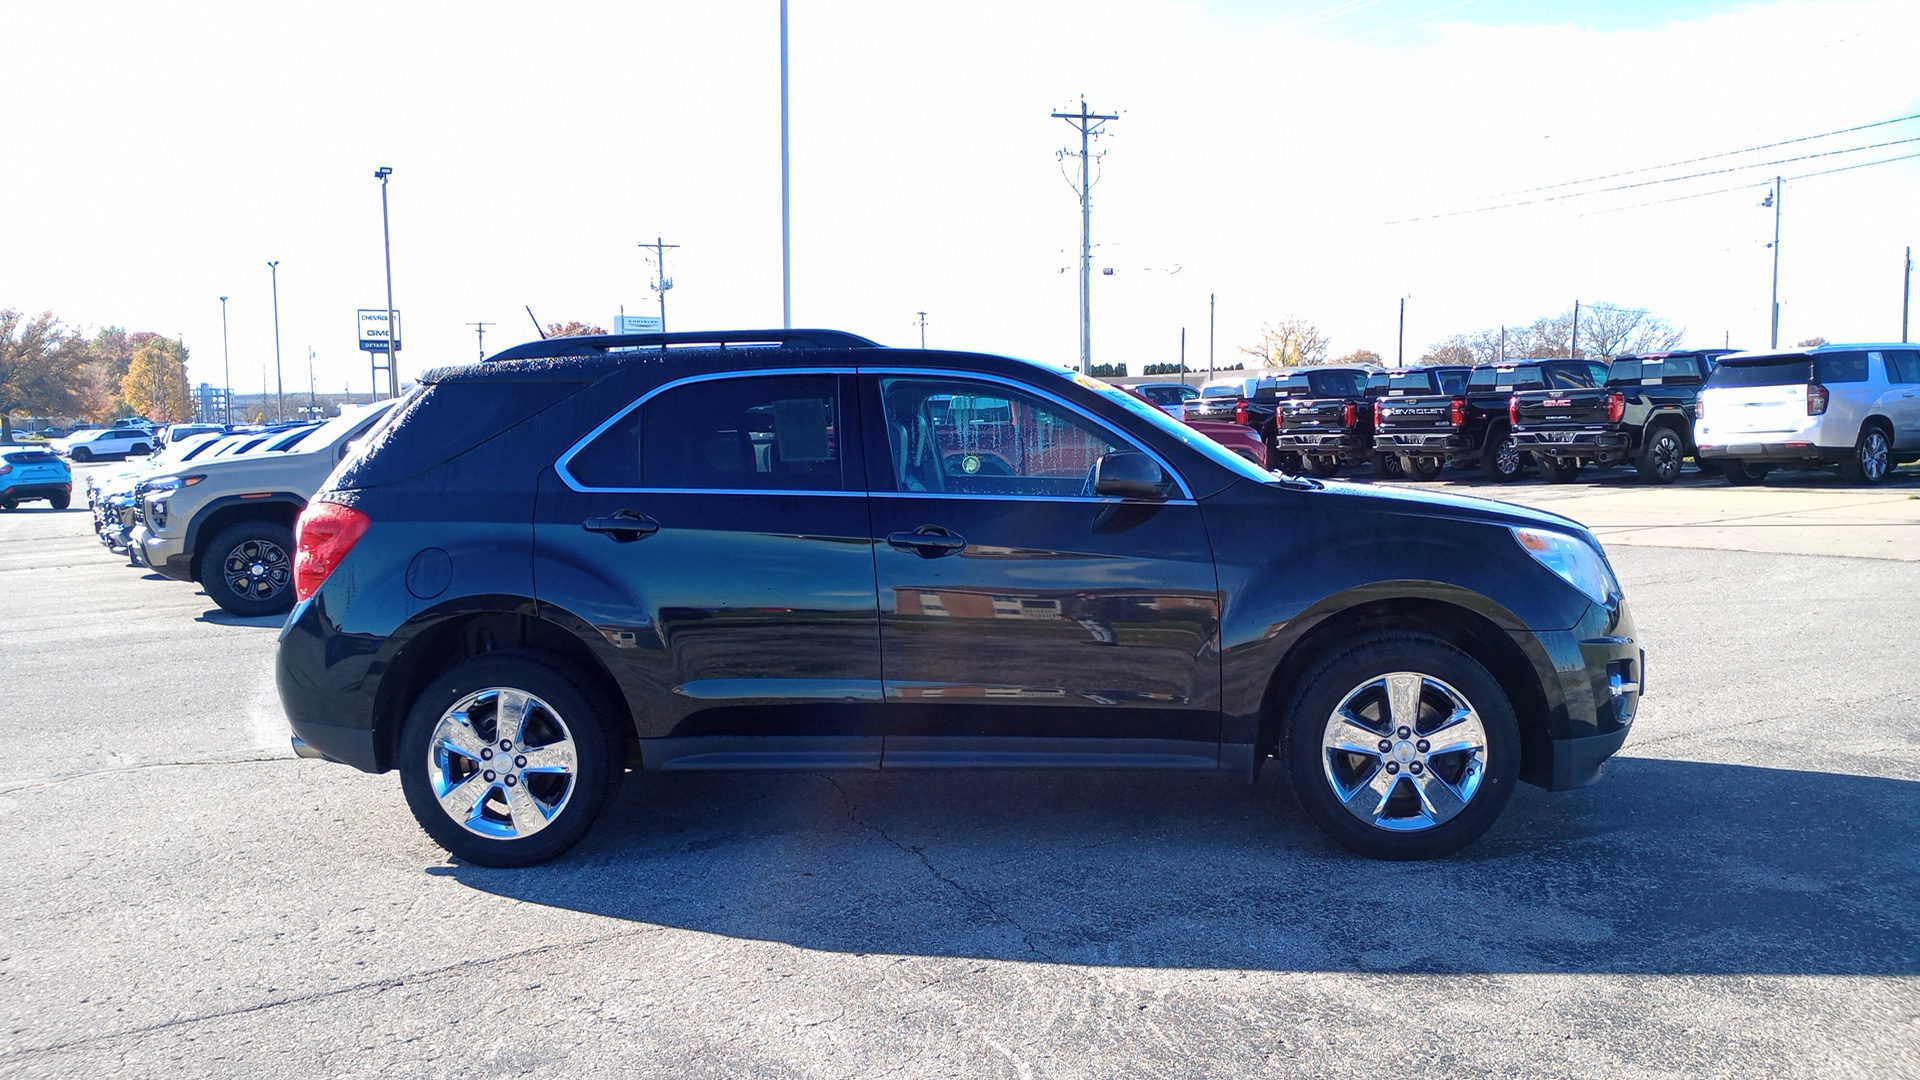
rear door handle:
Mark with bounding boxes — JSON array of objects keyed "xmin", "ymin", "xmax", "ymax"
[
  {"xmin": 887, "ymin": 525, "xmax": 965, "ymax": 558},
  {"xmin": 583, "ymin": 511, "xmax": 660, "ymax": 542}
]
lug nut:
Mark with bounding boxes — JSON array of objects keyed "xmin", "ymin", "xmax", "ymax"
[
  {"xmin": 1397, "ymin": 727, "xmax": 1411, "ymax": 738},
  {"xmin": 499, "ymin": 739, "xmax": 513, "ymax": 751},
  {"xmin": 480, "ymin": 748, "xmax": 493, "ymax": 761},
  {"xmin": 1409, "ymin": 762, "xmax": 1423, "ymax": 775},
  {"xmin": 1378, "ymin": 739, "xmax": 1393, "ymax": 753},
  {"xmin": 483, "ymin": 770, "xmax": 496, "ymax": 782},
  {"xmin": 1416, "ymin": 740, "xmax": 1430, "ymax": 753},
  {"xmin": 1386, "ymin": 762, "xmax": 1400, "ymax": 774},
  {"xmin": 515, "ymin": 755, "xmax": 527, "ymax": 768},
  {"xmin": 504, "ymin": 775, "xmax": 517, "ymax": 787}
]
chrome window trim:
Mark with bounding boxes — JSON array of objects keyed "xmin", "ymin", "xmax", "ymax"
[
  {"xmin": 867, "ymin": 366, "xmax": 1196, "ymax": 502},
  {"xmin": 555, "ymin": 367, "xmax": 853, "ymax": 494}
]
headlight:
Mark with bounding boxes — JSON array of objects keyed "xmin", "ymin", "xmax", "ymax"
[
  {"xmin": 141, "ymin": 474, "xmax": 203, "ymax": 496},
  {"xmin": 1511, "ymin": 526, "xmax": 1621, "ymax": 606}
]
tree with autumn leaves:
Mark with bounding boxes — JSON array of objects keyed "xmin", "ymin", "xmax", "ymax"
[{"xmin": 1, "ymin": 310, "xmax": 193, "ymax": 438}]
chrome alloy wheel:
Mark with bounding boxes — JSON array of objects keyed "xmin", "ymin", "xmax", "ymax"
[
  {"xmin": 426, "ymin": 687, "xmax": 580, "ymax": 840},
  {"xmin": 1319, "ymin": 671, "xmax": 1489, "ymax": 832},
  {"xmin": 1861, "ymin": 429, "xmax": 1890, "ymax": 482},
  {"xmin": 223, "ymin": 538, "xmax": 290, "ymax": 600},
  {"xmin": 1491, "ymin": 437, "xmax": 1521, "ymax": 476}
]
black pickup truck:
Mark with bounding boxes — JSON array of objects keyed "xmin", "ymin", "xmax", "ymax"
[
  {"xmin": 1376, "ymin": 359, "xmax": 1607, "ymax": 481},
  {"xmin": 1509, "ymin": 350, "xmax": 1732, "ymax": 484},
  {"xmin": 1258, "ymin": 365, "xmax": 1384, "ymax": 477}
]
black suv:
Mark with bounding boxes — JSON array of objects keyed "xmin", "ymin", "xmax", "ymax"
[{"xmin": 277, "ymin": 330, "xmax": 1643, "ymax": 866}]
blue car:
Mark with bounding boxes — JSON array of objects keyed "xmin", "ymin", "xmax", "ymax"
[{"xmin": 0, "ymin": 445, "xmax": 73, "ymax": 510}]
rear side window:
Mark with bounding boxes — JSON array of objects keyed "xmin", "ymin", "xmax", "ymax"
[
  {"xmin": 1708, "ymin": 359, "xmax": 1815, "ymax": 388},
  {"xmin": 1814, "ymin": 353, "xmax": 1869, "ymax": 383},
  {"xmin": 1887, "ymin": 351, "xmax": 1920, "ymax": 384},
  {"xmin": 568, "ymin": 373, "xmax": 847, "ymax": 492}
]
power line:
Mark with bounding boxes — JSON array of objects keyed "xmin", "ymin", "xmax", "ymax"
[
  {"xmin": 1480, "ymin": 111, "xmax": 1920, "ymax": 201},
  {"xmin": 1580, "ymin": 150, "xmax": 1920, "ymax": 217}
]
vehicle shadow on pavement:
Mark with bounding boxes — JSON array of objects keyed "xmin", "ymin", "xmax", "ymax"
[
  {"xmin": 194, "ymin": 608, "xmax": 286, "ymax": 628},
  {"xmin": 448, "ymin": 757, "xmax": 1918, "ymax": 976}
]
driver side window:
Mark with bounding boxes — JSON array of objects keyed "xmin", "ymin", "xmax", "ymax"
[{"xmin": 877, "ymin": 377, "xmax": 1128, "ymax": 496}]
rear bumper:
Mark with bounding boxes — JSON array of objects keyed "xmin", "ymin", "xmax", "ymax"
[
  {"xmin": 1375, "ymin": 432, "xmax": 1470, "ymax": 455},
  {"xmin": 1695, "ymin": 442, "xmax": 1847, "ymax": 464},
  {"xmin": 0, "ymin": 481, "xmax": 71, "ymax": 502},
  {"xmin": 1275, "ymin": 432, "xmax": 1368, "ymax": 452},
  {"xmin": 1511, "ymin": 430, "xmax": 1630, "ymax": 458}
]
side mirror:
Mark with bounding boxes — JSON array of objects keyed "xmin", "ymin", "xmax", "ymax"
[{"xmin": 1093, "ymin": 451, "xmax": 1170, "ymax": 500}]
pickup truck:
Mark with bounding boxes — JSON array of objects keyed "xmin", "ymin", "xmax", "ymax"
[
  {"xmin": 1258, "ymin": 365, "xmax": 1383, "ymax": 477},
  {"xmin": 1376, "ymin": 358, "xmax": 1607, "ymax": 481},
  {"xmin": 1510, "ymin": 350, "xmax": 1731, "ymax": 483}
]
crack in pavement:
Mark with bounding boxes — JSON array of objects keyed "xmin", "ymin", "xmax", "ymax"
[
  {"xmin": 0, "ymin": 926, "xmax": 668, "ymax": 1063},
  {"xmin": 0, "ymin": 751, "xmax": 294, "ymax": 796},
  {"xmin": 819, "ymin": 775, "xmax": 1058, "ymax": 963}
]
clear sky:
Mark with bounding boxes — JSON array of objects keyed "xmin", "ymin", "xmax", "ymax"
[{"xmin": 4, "ymin": 0, "xmax": 1916, "ymax": 400}]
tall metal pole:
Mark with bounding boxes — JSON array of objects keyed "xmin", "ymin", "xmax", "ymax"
[
  {"xmin": 642, "ymin": 237, "xmax": 679, "ymax": 332},
  {"xmin": 780, "ymin": 0, "xmax": 792, "ymax": 329},
  {"xmin": 1398, "ymin": 297, "xmax": 1406, "ymax": 367},
  {"xmin": 916, "ymin": 311, "xmax": 927, "ymax": 349},
  {"xmin": 219, "ymin": 296, "xmax": 231, "ymax": 427},
  {"xmin": 268, "ymin": 261, "xmax": 284, "ymax": 422},
  {"xmin": 1571, "ymin": 300, "xmax": 1581, "ymax": 358},
  {"xmin": 376, "ymin": 167, "xmax": 398, "ymax": 399},
  {"xmin": 308, "ymin": 347, "xmax": 317, "ymax": 417},
  {"xmin": 1769, "ymin": 176, "xmax": 1782, "ymax": 349},
  {"xmin": 1207, "ymin": 292, "xmax": 1215, "ymax": 383},
  {"xmin": 1903, "ymin": 245, "xmax": 1911, "ymax": 343},
  {"xmin": 1053, "ymin": 97, "xmax": 1117, "ymax": 375}
]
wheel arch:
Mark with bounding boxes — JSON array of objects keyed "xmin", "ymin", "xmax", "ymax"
[
  {"xmin": 184, "ymin": 495, "xmax": 305, "ymax": 582},
  {"xmin": 1255, "ymin": 596, "xmax": 1553, "ymax": 787},
  {"xmin": 369, "ymin": 606, "xmax": 634, "ymax": 774}
]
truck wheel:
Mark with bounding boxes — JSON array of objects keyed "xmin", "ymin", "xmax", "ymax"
[
  {"xmin": 1718, "ymin": 460, "xmax": 1770, "ymax": 485},
  {"xmin": 1274, "ymin": 451, "xmax": 1303, "ymax": 475},
  {"xmin": 205, "ymin": 520, "xmax": 297, "ymax": 617},
  {"xmin": 398, "ymin": 652, "xmax": 625, "ymax": 867},
  {"xmin": 1281, "ymin": 632, "xmax": 1520, "ymax": 860},
  {"xmin": 1402, "ymin": 456, "xmax": 1442, "ymax": 481},
  {"xmin": 1839, "ymin": 424, "xmax": 1893, "ymax": 485},
  {"xmin": 1304, "ymin": 457, "xmax": 1341, "ymax": 478},
  {"xmin": 1635, "ymin": 427, "xmax": 1684, "ymax": 484},
  {"xmin": 1371, "ymin": 452, "xmax": 1405, "ymax": 480},
  {"xmin": 1537, "ymin": 457, "xmax": 1582, "ymax": 483},
  {"xmin": 1479, "ymin": 426, "xmax": 1522, "ymax": 481}
]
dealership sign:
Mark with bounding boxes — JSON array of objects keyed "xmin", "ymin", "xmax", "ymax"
[{"xmin": 357, "ymin": 309, "xmax": 403, "ymax": 352}]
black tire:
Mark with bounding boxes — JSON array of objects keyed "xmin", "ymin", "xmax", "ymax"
[
  {"xmin": 1304, "ymin": 457, "xmax": 1341, "ymax": 478},
  {"xmin": 131, "ymin": 442, "xmax": 151, "ymax": 456},
  {"xmin": 70, "ymin": 446, "xmax": 92, "ymax": 462},
  {"xmin": 1838, "ymin": 424, "xmax": 1894, "ymax": 485},
  {"xmin": 1718, "ymin": 459, "xmax": 1769, "ymax": 485},
  {"xmin": 1402, "ymin": 456, "xmax": 1443, "ymax": 481},
  {"xmin": 1537, "ymin": 456, "xmax": 1582, "ymax": 483},
  {"xmin": 1371, "ymin": 452, "xmax": 1405, "ymax": 480},
  {"xmin": 1635, "ymin": 427, "xmax": 1684, "ymax": 484},
  {"xmin": 1281, "ymin": 632, "xmax": 1521, "ymax": 860},
  {"xmin": 398, "ymin": 652, "xmax": 624, "ymax": 867},
  {"xmin": 203, "ymin": 519, "xmax": 297, "ymax": 617},
  {"xmin": 1274, "ymin": 451, "xmax": 1304, "ymax": 475},
  {"xmin": 49, "ymin": 492, "xmax": 70, "ymax": 510},
  {"xmin": 1479, "ymin": 425, "xmax": 1522, "ymax": 481},
  {"xmin": 0, "ymin": 501, "xmax": 14, "ymax": 511}
]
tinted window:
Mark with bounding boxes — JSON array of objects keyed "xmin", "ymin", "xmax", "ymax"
[
  {"xmin": 570, "ymin": 373, "xmax": 845, "ymax": 491},
  {"xmin": 1470, "ymin": 366, "xmax": 1547, "ymax": 391},
  {"xmin": 1308, "ymin": 370, "xmax": 1366, "ymax": 397},
  {"xmin": 879, "ymin": 377, "xmax": 1127, "ymax": 497},
  {"xmin": 1887, "ymin": 351, "xmax": 1920, "ymax": 384},
  {"xmin": 1543, "ymin": 366, "xmax": 1600, "ymax": 390},
  {"xmin": 1608, "ymin": 359, "xmax": 1643, "ymax": 383},
  {"xmin": 1815, "ymin": 353, "xmax": 1869, "ymax": 383}
]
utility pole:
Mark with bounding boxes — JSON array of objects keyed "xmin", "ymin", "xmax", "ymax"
[
  {"xmin": 1053, "ymin": 96, "xmax": 1117, "ymax": 375},
  {"xmin": 268, "ymin": 261, "xmax": 284, "ymax": 422},
  {"xmin": 307, "ymin": 347, "xmax": 317, "ymax": 417},
  {"xmin": 1571, "ymin": 300, "xmax": 1581, "ymax": 358},
  {"xmin": 375, "ymin": 167, "xmax": 399, "ymax": 399},
  {"xmin": 466, "ymin": 321, "xmax": 495, "ymax": 361},
  {"xmin": 780, "ymin": 0, "xmax": 792, "ymax": 329},
  {"xmin": 1765, "ymin": 176, "xmax": 1782, "ymax": 348},
  {"xmin": 1903, "ymin": 245, "xmax": 1912, "ymax": 342},
  {"xmin": 915, "ymin": 311, "xmax": 927, "ymax": 349},
  {"xmin": 219, "ymin": 296, "xmax": 231, "ymax": 427},
  {"xmin": 1398, "ymin": 297, "xmax": 1406, "ymax": 367},
  {"xmin": 1207, "ymin": 292, "xmax": 1215, "ymax": 385},
  {"xmin": 641, "ymin": 236, "xmax": 680, "ymax": 332}
]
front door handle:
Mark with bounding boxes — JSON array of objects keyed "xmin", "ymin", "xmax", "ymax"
[
  {"xmin": 583, "ymin": 511, "xmax": 660, "ymax": 542},
  {"xmin": 887, "ymin": 525, "xmax": 965, "ymax": 558}
]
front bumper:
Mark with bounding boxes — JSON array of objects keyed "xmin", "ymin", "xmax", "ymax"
[
  {"xmin": 1526, "ymin": 602, "xmax": 1643, "ymax": 791},
  {"xmin": 141, "ymin": 527, "xmax": 192, "ymax": 581}
]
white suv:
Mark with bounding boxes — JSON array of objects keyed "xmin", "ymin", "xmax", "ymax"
[
  {"xmin": 1694, "ymin": 344, "xmax": 1920, "ymax": 484},
  {"xmin": 53, "ymin": 427, "xmax": 155, "ymax": 462}
]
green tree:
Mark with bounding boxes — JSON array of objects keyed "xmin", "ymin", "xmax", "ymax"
[
  {"xmin": 0, "ymin": 309, "xmax": 91, "ymax": 440},
  {"xmin": 1239, "ymin": 318, "xmax": 1329, "ymax": 367},
  {"xmin": 120, "ymin": 337, "xmax": 192, "ymax": 423}
]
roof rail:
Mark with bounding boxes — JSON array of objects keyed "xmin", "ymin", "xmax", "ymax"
[{"xmin": 485, "ymin": 328, "xmax": 884, "ymax": 362}]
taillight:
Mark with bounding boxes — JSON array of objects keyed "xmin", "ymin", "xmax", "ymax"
[
  {"xmin": 1606, "ymin": 391, "xmax": 1625, "ymax": 424},
  {"xmin": 1807, "ymin": 382, "xmax": 1828, "ymax": 415},
  {"xmin": 1450, "ymin": 398, "xmax": 1465, "ymax": 426},
  {"xmin": 1235, "ymin": 398, "xmax": 1249, "ymax": 425},
  {"xmin": 1373, "ymin": 400, "xmax": 1384, "ymax": 426},
  {"xmin": 0, "ymin": 462, "xmax": 11, "ymax": 476},
  {"xmin": 294, "ymin": 501, "xmax": 371, "ymax": 600},
  {"xmin": 1343, "ymin": 401, "xmax": 1357, "ymax": 427},
  {"xmin": 1508, "ymin": 395, "xmax": 1519, "ymax": 425}
]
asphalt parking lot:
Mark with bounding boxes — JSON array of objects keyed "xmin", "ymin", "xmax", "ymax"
[{"xmin": 1, "ymin": 461, "xmax": 1916, "ymax": 1079}]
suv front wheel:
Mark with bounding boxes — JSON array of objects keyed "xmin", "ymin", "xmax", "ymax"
[
  {"xmin": 1282, "ymin": 633, "xmax": 1520, "ymax": 860},
  {"xmin": 1840, "ymin": 424, "xmax": 1893, "ymax": 485},
  {"xmin": 205, "ymin": 520, "xmax": 296, "ymax": 617},
  {"xmin": 398, "ymin": 653, "xmax": 624, "ymax": 867}
]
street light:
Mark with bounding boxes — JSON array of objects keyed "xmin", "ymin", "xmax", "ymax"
[
  {"xmin": 268, "ymin": 261, "xmax": 284, "ymax": 422},
  {"xmin": 375, "ymin": 167, "xmax": 398, "ymax": 399},
  {"xmin": 219, "ymin": 295, "xmax": 231, "ymax": 427}
]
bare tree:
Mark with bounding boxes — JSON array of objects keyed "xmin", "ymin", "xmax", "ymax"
[
  {"xmin": 1239, "ymin": 318, "xmax": 1330, "ymax": 367},
  {"xmin": 1580, "ymin": 303, "xmax": 1685, "ymax": 357}
]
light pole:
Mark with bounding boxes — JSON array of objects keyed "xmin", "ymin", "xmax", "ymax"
[
  {"xmin": 1764, "ymin": 176, "xmax": 1782, "ymax": 348},
  {"xmin": 780, "ymin": 0, "xmax": 791, "ymax": 329},
  {"xmin": 219, "ymin": 295, "xmax": 231, "ymax": 427},
  {"xmin": 268, "ymin": 261, "xmax": 284, "ymax": 422},
  {"xmin": 375, "ymin": 167, "xmax": 399, "ymax": 399}
]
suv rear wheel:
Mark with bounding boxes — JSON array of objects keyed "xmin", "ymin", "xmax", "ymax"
[
  {"xmin": 205, "ymin": 520, "xmax": 296, "ymax": 617},
  {"xmin": 398, "ymin": 652, "xmax": 624, "ymax": 867},
  {"xmin": 1839, "ymin": 424, "xmax": 1893, "ymax": 485},
  {"xmin": 1281, "ymin": 633, "xmax": 1520, "ymax": 860},
  {"xmin": 1635, "ymin": 426, "xmax": 1684, "ymax": 484}
]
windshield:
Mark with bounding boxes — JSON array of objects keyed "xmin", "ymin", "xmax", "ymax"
[{"xmin": 1075, "ymin": 373, "xmax": 1278, "ymax": 485}]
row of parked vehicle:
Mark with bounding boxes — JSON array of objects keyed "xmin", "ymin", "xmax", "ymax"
[
  {"xmin": 1138, "ymin": 341, "xmax": 1920, "ymax": 486},
  {"xmin": 80, "ymin": 403, "xmax": 397, "ymax": 616}
]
